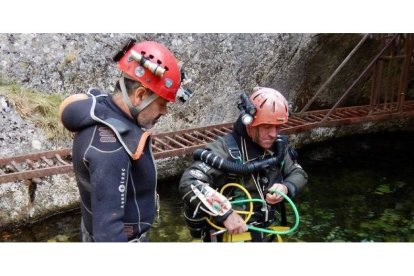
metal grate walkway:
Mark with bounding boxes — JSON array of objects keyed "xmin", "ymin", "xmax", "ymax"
[{"xmin": 1, "ymin": 100, "xmax": 413, "ymax": 184}]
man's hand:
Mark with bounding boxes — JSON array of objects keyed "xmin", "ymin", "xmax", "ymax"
[
  {"xmin": 266, "ymin": 183, "xmax": 288, "ymax": 204},
  {"xmin": 223, "ymin": 211, "xmax": 248, "ymax": 234}
]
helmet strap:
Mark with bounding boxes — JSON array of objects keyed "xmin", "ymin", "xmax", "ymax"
[
  {"xmin": 135, "ymin": 92, "xmax": 159, "ymax": 113},
  {"xmin": 120, "ymin": 75, "xmax": 139, "ymax": 119},
  {"xmin": 119, "ymin": 75, "xmax": 159, "ymax": 121}
]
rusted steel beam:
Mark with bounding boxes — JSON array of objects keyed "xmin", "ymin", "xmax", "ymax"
[
  {"xmin": 344, "ymin": 109, "xmax": 364, "ymax": 117},
  {"xmin": 55, "ymin": 154, "xmax": 69, "ymax": 165},
  {"xmin": 26, "ymin": 159, "xmax": 36, "ymax": 169},
  {"xmin": 283, "ymin": 121, "xmax": 302, "ymax": 127},
  {"xmin": 397, "ymin": 34, "xmax": 414, "ymax": 111},
  {"xmin": 41, "ymin": 156, "xmax": 54, "ymax": 167},
  {"xmin": 285, "ymin": 117, "xmax": 308, "ymax": 125},
  {"xmin": 165, "ymin": 136, "xmax": 186, "ymax": 148},
  {"xmin": 328, "ymin": 113, "xmax": 343, "ymax": 120},
  {"xmin": 222, "ymin": 127, "xmax": 232, "ymax": 132},
  {"xmin": 1, "ymin": 101, "xmax": 413, "ymax": 184},
  {"xmin": 370, "ymin": 49, "xmax": 384, "ymax": 108},
  {"xmin": 153, "ymin": 122, "xmax": 233, "ymax": 139},
  {"xmin": 183, "ymin": 133, "xmax": 204, "ymax": 144},
  {"xmin": 174, "ymin": 135, "xmax": 193, "ymax": 145},
  {"xmin": 0, "ymin": 148, "xmax": 72, "ymax": 166},
  {"xmin": 152, "ymin": 144, "xmax": 163, "ymax": 152},
  {"xmin": 10, "ymin": 161, "xmax": 21, "ymax": 172},
  {"xmin": 213, "ymin": 128, "xmax": 227, "ymax": 136},
  {"xmin": 0, "ymin": 165, "xmax": 74, "ymax": 184},
  {"xmin": 154, "ymin": 145, "xmax": 207, "ymax": 160},
  {"xmin": 306, "ymin": 115, "xmax": 323, "ymax": 122},
  {"xmin": 193, "ymin": 131, "xmax": 215, "ymax": 142},
  {"xmin": 204, "ymin": 130, "xmax": 219, "ymax": 138},
  {"xmin": 153, "ymin": 137, "xmax": 174, "ymax": 150}
]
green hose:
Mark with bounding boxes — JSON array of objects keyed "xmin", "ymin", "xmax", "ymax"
[{"xmin": 231, "ymin": 189, "xmax": 300, "ymax": 235}]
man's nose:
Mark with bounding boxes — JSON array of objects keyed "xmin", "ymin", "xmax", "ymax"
[{"xmin": 268, "ymin": 126, "xmax": 278, "ymax": 138}]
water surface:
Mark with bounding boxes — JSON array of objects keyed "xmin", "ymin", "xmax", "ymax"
[{"xmin": 2, "ymin": 131, "xmax": 413, "ymax": 242}]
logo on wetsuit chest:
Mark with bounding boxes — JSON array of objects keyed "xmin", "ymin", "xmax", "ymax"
[
  {"xmin": 99, "ymin": 127, "xmax": 116, "ymax": 143},
  {"xmin": 119, "ymin": 168, "xmax": 126, "ymax": 208}
]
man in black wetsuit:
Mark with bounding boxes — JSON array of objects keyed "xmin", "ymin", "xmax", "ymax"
[
  {"xmin": 179, "ymin": 87, "xmax": 307, "ymax": 242},
  {"xmin": 59, "ymin": 40, "xmax": 193, "ymax": 242}
]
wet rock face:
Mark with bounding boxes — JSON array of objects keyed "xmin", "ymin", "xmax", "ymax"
[{"xmin": 0, "ymin": 174, "xmax": 79, "ymax": 228}]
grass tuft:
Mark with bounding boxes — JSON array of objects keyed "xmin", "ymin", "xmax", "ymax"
[{"xmin": 0, "ymin": 84, "xmax": 73, "ymax": 145}]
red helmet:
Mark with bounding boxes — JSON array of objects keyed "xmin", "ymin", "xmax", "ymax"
[
  {"xmin": 249, "ymin": 87, "xmax": 289, "ymax": 126},
  {"xmin": 117, "ymin": 41, "xmax": 181, "ymax": 102}
]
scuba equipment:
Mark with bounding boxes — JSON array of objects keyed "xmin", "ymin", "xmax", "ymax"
[
  {"xmin": 190, "ymin": 181, "xmax": 231, "ymax": 217},
  {"xmin": 190, "ymin": 134, "xmax": 298, "ymax": 241},
  {"xmin": 182, "ymin": 87, "xmax": 304, "ymax": 242},
  {"xmin": 196, "ymin": 182, "xmax": 300, "ymax": 241},
  {"xmin": 193, "ymin": 136, "xmax": 285, "ymax": 175}
]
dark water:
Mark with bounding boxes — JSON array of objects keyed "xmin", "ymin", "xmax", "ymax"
[
  {"xmin": 1, "ymin": 131, "xmax": 413, "ymax": 242},
  {"xmin": 295, "ymin": 131, "xmax": 414, "ymax": 242}
]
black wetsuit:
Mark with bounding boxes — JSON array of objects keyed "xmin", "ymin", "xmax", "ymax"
[{"xmin": 61, "ymin": 89, "xmax": 157, "ymax": 242}]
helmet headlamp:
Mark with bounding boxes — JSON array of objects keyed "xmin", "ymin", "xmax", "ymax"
[{"xmin": 237, "ymin": 92, "xmax": 257, "ymax": 125}]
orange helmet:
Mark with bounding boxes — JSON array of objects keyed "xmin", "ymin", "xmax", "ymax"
[
  {"xmin": 249, "ymin": 87, "xmax": 289, "ymax": 126},
  {"xmin": 117, "ymin": 41, "xmax": 181, "ymax": 102}
]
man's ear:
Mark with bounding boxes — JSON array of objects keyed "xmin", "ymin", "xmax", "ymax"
[{"xmin": 132, "ymin": 87, "xmax": 148, "ymax": 105}]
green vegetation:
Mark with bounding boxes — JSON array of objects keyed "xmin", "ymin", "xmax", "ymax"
[
  {"xmin": 0, "ymin": 73, "xmax": 5, "ymax": 86},
  {"xmin": 0, "ymin": 84, "xmax": 72, "ymax": 143}
]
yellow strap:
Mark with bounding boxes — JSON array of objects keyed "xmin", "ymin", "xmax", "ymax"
[
  {"xmin": 269, "ymin": 226, "xmax": 290, "ymax": 231},
  {"xmin": 269, "ymin": 226, "xmax": 290, "ymax": 243},
  {"xmin": 222, "ymin": 226, "xmax": 290, "ymax": 242},
  {"xmin": 223, "ymin": 232, "xmax": 252, "ymax": 242}
]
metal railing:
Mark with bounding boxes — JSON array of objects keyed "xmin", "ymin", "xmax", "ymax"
[{"xmin": 298, "ymin": 33, "xmax": 414, "ymax": 122}]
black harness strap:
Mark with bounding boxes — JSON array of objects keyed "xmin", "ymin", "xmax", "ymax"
[
  {"xmin": 220, "ymin": 134, "xmax": 242, "ymax": 183},
  {"xmin": 220, "ymin": 134, "xmax": 242, "ymax": 163}
]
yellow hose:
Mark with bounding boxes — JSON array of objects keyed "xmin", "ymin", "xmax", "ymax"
[
  {"xmin": 205, "ymin": 182, "xmax": 300, "ymax": 236},
  {"xmin": 206, "ymin": 183, "xmax": 254, "ymax": 230}
]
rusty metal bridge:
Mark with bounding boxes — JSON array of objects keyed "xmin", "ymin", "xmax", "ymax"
[{"xmin": 1, "ymin": 33, "xmax": 413, "ymax": 185}]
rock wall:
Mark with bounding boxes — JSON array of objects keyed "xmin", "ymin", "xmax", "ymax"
[{"xmin": 2, "ymin": 33, "xmax": 383, "ymax": 133}]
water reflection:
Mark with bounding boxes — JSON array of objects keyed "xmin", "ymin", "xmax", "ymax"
[
  {"xmin": 1, "ymin": 131, "xmax": 413, "ymax": 242},
  {"xmin": 147, "ymin": 192, "xmax": 193, "ymax": 242}
]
